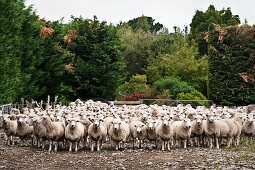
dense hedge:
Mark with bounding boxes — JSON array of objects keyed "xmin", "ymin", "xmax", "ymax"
[{"xmin": 208, "ymin": 24, "xmax": 255, "ymax": 105}]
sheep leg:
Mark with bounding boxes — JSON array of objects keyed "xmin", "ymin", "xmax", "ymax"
[
  {"xmin": 184, "ymin": 140, "xmax": 187, "ymax": 149},
  {"xmin": 97, "ymin": 141, "xmax": 100, "ymax": 151},
  {"xmin": 69, "ymin": 142, "xmax": 72, "ymax": 152},
  {"xmin": 115, "ymin": 142, "xmax": 119, "ymax": 151},
  {"xmin": 209, "ymin": 137, "xmax": 213, "ymax": 149},
  {"xmin": 75, "ymin": 141, "xmax": 78, "ymax": 152},
  {"xmin": 91, "ymin": 141, "xmax": 94, "ymax": 151},
  {"xmin": 48, "ymin": 141, "xmax": 52, "ymax": 152},
  {"xmin": 162, "ymin": 141, "xmax": 165, "ymax": 151},
  {"xmin": 139, "ymin": 140, "xmax": 141, "ymax": 149},
  {"xmin": 42, "ymin": 140, "xmax": 45, "ymax": 149},
  {"xmin": 11, "ymin": 136, "xmax": 15, "ymax": 145},
  {"xmin": 167, "ymin": 141, "xmax": 170, "ymax": 150},
  {"xmin": 227, "ymin": 138, "xmax": 232, "ymax": 147},
  {"xmin": 215, "ymin": 137, "xmax": 219, "ymax": 149},
  {"xmin": 190, "ymin": 138, "xmax": 194, "ymax": 147},
  {"xmin": 54, "ymin": 142, "xmax": 58, "ymax": 152}
]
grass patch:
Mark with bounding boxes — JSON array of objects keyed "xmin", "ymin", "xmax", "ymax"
[{"xmin": 240, "ymin": 137, "xmax": 255, "ymax": 153}]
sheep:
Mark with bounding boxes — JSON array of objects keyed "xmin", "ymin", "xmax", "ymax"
[
  {"xmin": 65, "ymin": 118, "xmax": 85, "ymax": 152},
  {"xmin": 190, "ymin": 115, "xmax": 204, "ymax": 147},
  {"xmin": 204, "ymin": 114, "xmax": 232, "ymax": 149},
  {"xmin": 172, "ymin": 118, "xmax": 192, "ymax": 149},
  {"xmin": 146, "ymin": 119, "xmax": 159, "ymax": 149},
  {"xmin": 87, "ymin": 118, "xmax": 107, "ymax": 151},
  {"xmin": 155, "ymin": 116, "xmax": 172, "ymax": 151},
  {"xmin": 31, "ymin": 116, "xmax": 48, "ymax": 148},
  {"xmin": 16, "ymin": 114, "xmax": 34, "ymax": 146},
  {"xmin": 108, "ymin": 119, "xmax": 130, "ymax": 151},
  {"xmin": 42, "ymin": 115, "xmax": 65, "ymax": 152},
  {"xmin": 134, "ymin": 122, "xmax": 147, "ymax": 149},
  {"xmin": 3, "ymin": 114, "xmax": 17, "ymax": 145},
  {"xmin": 242, "ymin": 114, "xmax": 255, "ymax": 143}
]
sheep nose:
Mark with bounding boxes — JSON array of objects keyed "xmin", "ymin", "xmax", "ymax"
[{"xmin": 188, "ymin": 125, "xmax": 191, "ymax": 129}]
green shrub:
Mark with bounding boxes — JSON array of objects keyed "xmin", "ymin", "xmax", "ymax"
[
  {"xmin": 176, "ymin": 90, "xmax": 208, "ymax": 106},
  {"xmin": 116, "ymin": 74, "xmax": 150, "ymax": 99},
  {"xmin": 153, "ymin": 76, "xmax": 195, "ymax": 98}
]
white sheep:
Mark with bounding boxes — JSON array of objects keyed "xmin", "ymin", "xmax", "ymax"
[
  {"xmin": 190, "ymin": 115, "xmax": 204, "ymax": 147},
  {"xmin": 16, "ymin": 114, "xmax": 34, "ymax": 146},
  {"xmin": 155, "ymin": 116, "xmax": 172, "ymax": 151},
  {"xmin": 65, "ymin": 118, "xmax": 85, "ymax": 152},
  {"xmin": 242, "ymin": 114, "xmax": 255, "ymax": 143},
  {"xmin": 87, "ymin": 118, "xmax": 107, "ymax": 151},
  {"xmin": 172, "ymin": 118, "xmax": 192, "ymax": 148},
  {"xmin": 146, "ymin": 119, "xmax": 159, "ymax": 149},
  {"xmin": 204, "ymin": 114, "xmax": 231, "ymax": 149},
  {"xmin": 108, "ymin": 119, "xmax": 130, "ymax": 150},
  {"xmin": 3, "ymin": 114, "xmax": 17, "ymax": 145},
  {"xmin": 31, "ymin": 116, "xmax": 48, "ymax": 148},
  {"xmin": 42, "ymin": 115, "xmax": 65, "ymax": 152}
]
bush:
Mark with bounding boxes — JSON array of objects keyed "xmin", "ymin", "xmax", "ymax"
[
  {"xmin": 176, "ymin": 90, "xmax": 208, "ymax": 107},
  {"xmin": 153, "ymin": 76, "xmax": 195, "ymax": 98},
  {"xmin": 116, "ymin": 74, "xmax": 150, "ymax": 99}
]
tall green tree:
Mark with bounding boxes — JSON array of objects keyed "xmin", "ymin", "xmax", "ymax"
[
  {"xmin": 0, "ymin": 0, "xmax": 26, "ymax": 103},
  {"xmin": 117, "ymin": 24, "xmax": 156, "ymax": 78},
  {"xmin": 190, "ymin": 5, "xmax": 240, "ymax": 55},
  {"xmin": 67, "ymin": 16, "xmax": 125, "ymax": 100},
  {"xmin": 127, "ymin": 15, "xmax": 163, "ymax": 33}
]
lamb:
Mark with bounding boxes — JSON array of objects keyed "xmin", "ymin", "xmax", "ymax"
[
  {"xmin": 3, "ymin": 114, "xmax": 17, "ymax": 145},
  {"xmin": 190, "ymin": 115, "xmax": 204, "ymax": 147},
  {"xmin": 134, "ymin": 122, "xmax": 147, "ymax": 149},
  {"xmin": 155, "ymin": 116, "xmax": 172, "ymax": 151},
  {"xmin": 42, "ymin": 115, "xmax": 65, "ymax": 152},
  {"xmin": 16, "ymin": 114, "xmax": 34, "ymax": 146},
  {"xmin": 87, "ymin": 118, "xmax": 107, "ymax": 151},
  {"xmin": 172, "ymin": 118, "xmax": 192, "ymax": 148},
  {"xmin": 108, "ymin": 119, "xmax": 130, "ymax": 151},
  {"xmin": 146, "ymin": 119, "xmax": 159, "ymax": 149},
  {"xmin": 65, "ymin": 118, "xmax": 85, "ymax": 152}
]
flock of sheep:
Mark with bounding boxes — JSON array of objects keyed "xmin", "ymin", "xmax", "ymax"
[{"xmin": 0, "ymin": 99, "xmax": 254, "ymax": 152}]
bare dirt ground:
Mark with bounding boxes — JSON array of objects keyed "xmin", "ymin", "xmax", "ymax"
[{"xmin": 0, "ymin": 137, "xmax": 255, "ymax": 170}]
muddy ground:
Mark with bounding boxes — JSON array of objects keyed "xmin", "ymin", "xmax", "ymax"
[{"xmin": 0, "ymin": 138, "xmax": 255, "ymax": 170}]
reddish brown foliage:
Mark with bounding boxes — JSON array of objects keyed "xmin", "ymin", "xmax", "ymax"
[
  {"xmin": 39, "ymin": 27, "xmax": 54, "ymax": 39},
  {"xmin": 121, "ymin": 92, "xmax": 144, "ymax": 101}
]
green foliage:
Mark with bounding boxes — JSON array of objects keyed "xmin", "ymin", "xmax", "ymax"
[
  {"xmin": 116, "ymin": 74, "xmax": 150, "ymax": 98},
  {"xmin": 127, "ymin": 15, "xmax": 163, "ymax": 33},
  {"xmin": 68, "ymin": 17, "xmax": 125, "ymax": 100},
  {"xmin": 146, "ymin": 33, "xmax": 208, "ymax": 95},
  {"xmin": 190, "ymin": 5, "xmax": 240, "ymax": 55},
  {"xmin": 208, "ymin": 25, "xmax": 255, "ymax": 106},
  {"xmin": 118, "ymin": 24, "xmax": 156, "ymax": 78},
  {"xmin": 176, "ymin": 90, "xmax": 206, "ymax": 100},
  {"xmin": 0, "ymin": 0, "xmax": 26, "ymax": 103},
  {"xmin": 153, "ymin": 77, "xmax": 195, "ymax": 98}
]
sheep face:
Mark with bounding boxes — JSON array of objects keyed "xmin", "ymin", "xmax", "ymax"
[
  {"xmin": 195, "ymin": 116, "xmax": 202, "ymax": 125},
  {"xmin": 70, "ymin": 120, "xmax": 78, "ymax": 129},
  {"xmin": 246, "ymin": 115, "xmax": 254, "ymax": 124},
  {"xmin": 112, "ymin": 121, "xmax": 121, "ymax": 132},
  {"xmin": 162, "ymin": 118, "xmax": 170, "ymax": 127},
  {"xmin": 183, "ymin": 118, "xmax": 191, "ymax": 129},
  {"xmin": 18, "ymin": 116, "xmax": 26, "ymax": 125},
  {"xmin": 135, "ymin": 124, "xmax": 145, "ymax": 133},
  {"xmin": 207, "ymin": 114, "xmax": 215, "ymax": 123}
]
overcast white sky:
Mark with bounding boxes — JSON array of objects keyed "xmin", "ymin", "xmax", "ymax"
[{"xmin": 25, "ymin": 0, "xmax": 255, "ymax": 32}]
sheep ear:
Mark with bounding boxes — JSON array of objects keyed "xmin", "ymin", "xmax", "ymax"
[
  {"xmin": 111, "ymin": 121, "xmax": 114, "ymax": 124},
  {"xmin": 99, "ymin": 119, "xmax": 104, "ymax": 122}
]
